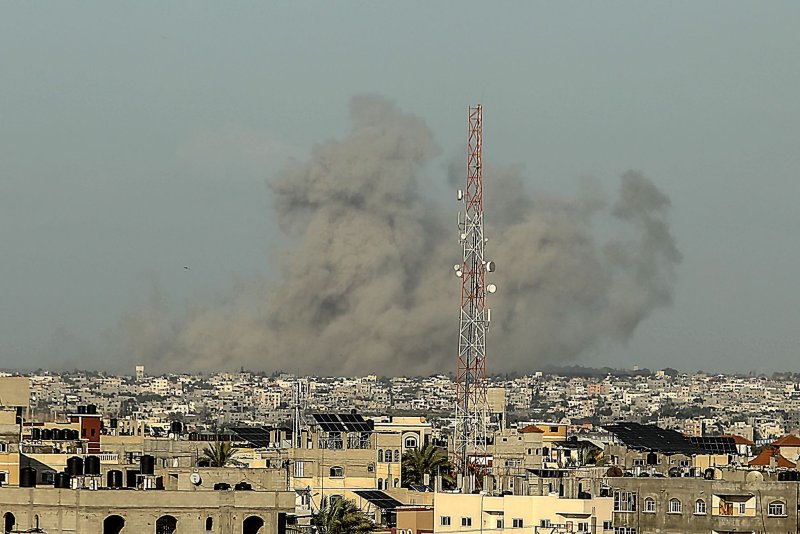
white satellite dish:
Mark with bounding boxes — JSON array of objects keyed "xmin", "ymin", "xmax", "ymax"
[
  {"xmin": 487, "ymin": 284, "xmax": 497, "ymax": 294},
  {"xmin": 454, "ymin": 264, "xmax": 461, "ymax": 271},
  {"xmin": 486, "ymin": 261, "xmax": 496, "ymax": 272},
  {"xmin": 460, "ymin": 233, "xmax": 467, "ymax": 241},
  {"xmin": 457, "ymin": 189, "xmax": 464, "ymax": 201},
  {"xmin": 455, "ymin": 270, "xmax": 463, "ymax": 278},
  {"xmin": 190, "ymin": 473, "xmax": 202, "ymax": 485}
]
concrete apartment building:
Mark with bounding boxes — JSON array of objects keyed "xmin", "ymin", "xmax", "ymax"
[
  {"xmin": 433, "ymin": 492, "xmax": 613, "ymax": 533},
  {"xmin": 611, "ymin": 474, "xmax": 800, "ymax": 534}
]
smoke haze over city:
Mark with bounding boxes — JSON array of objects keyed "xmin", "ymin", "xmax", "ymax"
[{"xmin": 2, "ymin": 2, "xmax": 799, "ymax": 373}]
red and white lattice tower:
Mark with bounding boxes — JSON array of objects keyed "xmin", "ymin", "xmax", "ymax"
[{"xmin": 453, "ymin": 105, "xmax": 495, "ymax": 484}]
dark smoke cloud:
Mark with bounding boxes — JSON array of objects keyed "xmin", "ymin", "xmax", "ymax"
[{"xmin": 117, "ymin": 95, "xmax": 681, "ymax": 374}]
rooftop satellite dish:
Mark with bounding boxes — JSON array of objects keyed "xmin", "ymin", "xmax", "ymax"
[
  {"xmin": 457, "ymin": 189, "xmax": 464, "ymax": 201},
  {"xmin": 486, "ymin": 261, "xmax": 496, "ymax": 272},
  {"xmin": 455, "ymin": 270, "xmax": 463, "ymax": 278},
  {"xmin": 190, "ymin": 473, "xmax": 202, "ymax": 485},
  {"xmin": 454, "ymin": 264, "xmax": 461, "ymax": 271},
  {"xmin": 460, "ymin": 233, "xmax": 467, "ymax": 241},
  {"xmin": 487, "ymin": 284, "xmax": 497, "ymax": 294}
]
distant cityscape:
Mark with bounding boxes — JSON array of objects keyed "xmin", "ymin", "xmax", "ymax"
[{"xmin": 14, "ymin": 365, "xmax": 800, "ymax": 444}]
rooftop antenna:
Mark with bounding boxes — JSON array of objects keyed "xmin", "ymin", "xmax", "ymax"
[{"xmin": 453, "ymin": 105, "xmax": 496, "ymax": 490}]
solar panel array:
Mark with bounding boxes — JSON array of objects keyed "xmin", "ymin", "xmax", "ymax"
[
  {"xmin": 353, "ymin": 490, "xmax": 404, "ymax": 509},
  {"xmin": 230, "ymin": 426, "xmax": 273, "ymax": 448},
  {"xmin": 312, "ymin": 413, "xmax": 372, "ymax": 432},
  {"xmin": 603, "ymin": 422, "xmax": 705, "ymax": 455},
  {"xmin": 688, "ymin": 436, "xmax": 737, "ymax": 454}
]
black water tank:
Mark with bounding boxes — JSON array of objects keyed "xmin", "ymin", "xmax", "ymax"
[
  {"xmin": 85, "ymin": 456, "xmax": 100, "ymax": 476},
  {"xmin": 20, "ymin": 467, "xmax": 37, "ymax": 488},
  {"xmin": 704, "ymin": 468, "xmax": 715, "ymax": 480},
  {"xmin": 30, "ymin": 427, "xmax": 41, "ymax": 440},
  {"xmin": 234, "ymin": 482, "xmax": 252, "ymax": 491},
  {"xmin": 140, "ymin": 455, "xmax": 155, "ymax": 475},
  {"xmin": 87, "ymin": 404, "xmax": 97, "ymax": 414},
  {"xmin": 41, "ymin": 428, "xmax": 53, "ymax": 440},
  {"xmin": 66, "ymin": 456, "xmax": 84, "ymax": 476},
  {"xmin": 110, "ymin": 418, "xmax": 118, "ymax": 429},
  {"xmin": 54, "ymin": 472, "xmax": 71, "ymax": 489},
  {"xmin": 213, "ymin": 482, "xmax": 231, "ymax": 490},
  {"xmin": 107, "ymin": 470, "xmax": 123, "ymax": 488},
  {"xmin": 126, "ymin": 470, "xmax": 139, "ymax": 488},
  {"xmin": 78, "ymin": 405, "xmax": 87, "ymax": 415}
]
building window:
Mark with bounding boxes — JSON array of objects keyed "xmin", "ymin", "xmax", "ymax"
[
  {"xmin": 738, "ymin": 502, "xmax": 746, "ymax": 515},
  {"xmin": 329, "ymin": 466, "xmax": 344, "ymax": 478},
  {"xmin": 496, "ymin": 519, "xmax": 503, "ymax": 528},
  {"xmin": 644, "ymin": 497, "xmax": 656, "ymax": 513},
  {"xmin": 614, "ymin": 529, "xmax": 636, "ymax": 534},
  {"xmin": 155, "ymin": 515, "xmax": 177, "ymax": 534},
  {"xmin": 578, "ymin": 523, "xmax": 589, "ymax": 532},
  {"xmin": 205, "ymin": 517, "xmax": 213, "ymax": 531},
  {"xmin": 513, "ymin": 518, "xmax": 524, "ymax": 528},
  {"xmin": 393, "ymin": 477, "xmax": 399, "ymax": 488},
  {"xmin": 377, "ymin": 478, "xmax": 383, "ymax": 490},
  {"xmin": 378, "ymin": 449, "xmax": 383, "ymax": 462},
  {"xmin": 694, "ymin": 499, "xmax": 706, "ymax": 515},
  {"xmin": 768, "ymin": 501, "xmax": 786, "ymax": 516},
  {"xmin": 394, "ymin": 449, "xmax": 401, "ymax": 462},
  {"xmin": 668, "ymin": 498, "xmax": 682, "ymax": 514},
  {"xmin": 440, "ymin": 516, "xmax": 451, "ymax": 526},
  {"xmin": 613, "ymin": 491, "xmax": 637, "ymax": 512},
  {"xmin": 633, "ymin": 459, "xmax": 644, "ymax": 467},
  {"xmin": 603, "ymin": 521, "xmax": 613, "ymax": 530},
  {"xmin": 461, "ymin": 517, "xmax": 472, "ymax": 527},
  {"xmin": 404, "ymin": 437, "xmax": 418, "ymax": 449},
  {"xmin": 293, "ymin": 461, "xmax": 305, "ymax": 477}
]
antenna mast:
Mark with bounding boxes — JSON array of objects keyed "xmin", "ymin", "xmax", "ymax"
[{"xmin": 453, "ymin": 105, "xmax": 495, "ymax": 488}]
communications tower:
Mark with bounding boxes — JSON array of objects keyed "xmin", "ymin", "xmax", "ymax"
[{"xmin": 453, "ymin": 105, "xmax": 496, "ymax": 486}]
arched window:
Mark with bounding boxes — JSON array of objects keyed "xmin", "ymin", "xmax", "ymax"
[
  {"xmin": 103, "ymin": 515, "xmax": 125, "ymax": 534},
  {"xmin": 394, "ymin": 477, "xmax": 399, "ymax": 488},
  {"xmin": 394, "ymin": 449, "xmax": 400, "ymax": 462},
  {"xmin": 644, "ymin": 497, "xmax": 656, "ymax": 512},
  {"xmin": 695, "ymin": 499, "xmax": 706, "ymax": 515},
  {"xmin": 243, "ymin": 515, "xmax": 265, "ymax": 534},
  {"xmin": 33, "ymin": 515, "xmax": 39, "ymax": 530},
  {"xmin": 668, "ymin": 498, "xmax": 682, "ymax": 514},
  {"xmin": 330, "ymin": 466, "xmax": 344, "ymax": 478},
  {"xmin": 404, "ymin": 436, "xmax": 418, "ymax": 449},
  {"xmin": 205, "ymin": 516, "xmax": 213, "ymax": 531},
  {"xmin": 378, "ymin": 449, "xmax": 383, "ymax": 462},
  {"xmin": 768, "ymin": 501, "xmax": 786, "ymax": 516},
  {"xmin": 4, "ymin": 512, "xmax": 15, "ymax": 534},
  {"xmin": 155, "ymin": 515, "xmax": 177, "ymax": 534},
  {"xmin": 377, "ymin": 478, "xmax": 383, "ymax": 490}
]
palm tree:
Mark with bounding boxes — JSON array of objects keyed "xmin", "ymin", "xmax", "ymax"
[
  {"xmin": 201, "ymin": 440, "xmax": 239, "ymax": 467},
  {"xmin": 401, "ymin": 444, "xmax": 454, "ymax": 488},
  {"xmin": 312, "ymin": 497, "xmax": 374, "ymax": 534}
]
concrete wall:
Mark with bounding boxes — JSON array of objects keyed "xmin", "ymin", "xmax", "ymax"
[
  {"xmin": 611, "ymin": 476, "xmax": 800, "ymax": 534},
  {"xmin": 0, "ymin": 486, "xmax": 293, "ymax": 533}
]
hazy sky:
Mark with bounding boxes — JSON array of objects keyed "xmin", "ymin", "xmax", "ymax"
[{"xmin": 1, "ymin": 2, "xmax": 799, "ymax": 373}]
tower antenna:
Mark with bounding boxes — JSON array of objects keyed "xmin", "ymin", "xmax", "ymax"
[{"xmin": 453, "ymin": 105, "xmax": 495, "ymax": 490}]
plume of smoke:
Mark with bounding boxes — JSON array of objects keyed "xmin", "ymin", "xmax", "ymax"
[{"xmin": 117, "ymin": 95, "xmax": 681, "ymax": 374}]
